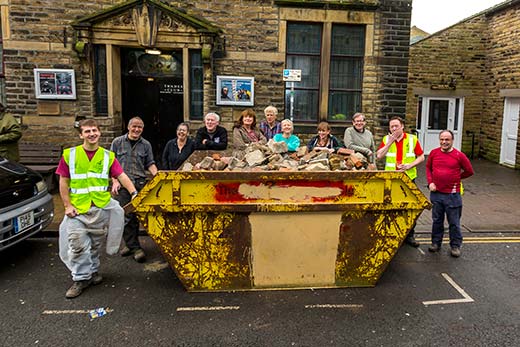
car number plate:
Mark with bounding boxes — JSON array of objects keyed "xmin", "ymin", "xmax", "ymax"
[{"xmin": 14, "ymin": 211, "xmax": 35, "ymax": 233}]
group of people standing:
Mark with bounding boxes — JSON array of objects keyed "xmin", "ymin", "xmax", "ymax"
[{"xmin": 55, "ymin": 107, "xmax": 473, "ymax": 299}]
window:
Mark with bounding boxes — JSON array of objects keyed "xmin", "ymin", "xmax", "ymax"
[
  {"xmin": 285, "ymin": 23, "xmax": 321, "ymax": 122},
  {"xmin": 285, "ymin": 22, "xmax": 365, "ymax": 123},
  {"xmin": 328, "ymin": 25, "xmax": 364, "ymax": 121},
  {"xmin": 189, "ymin": 50, "xmax": 203, "ymax": 120},
  {"xmin": 94, "ymin": 45, "xmax": 108, "ymax": 115}
]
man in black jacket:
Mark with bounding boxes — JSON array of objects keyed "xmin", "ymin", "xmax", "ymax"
[{"xmin": 195, "ymin": 112, "xmax": 228, "ymax": 150}]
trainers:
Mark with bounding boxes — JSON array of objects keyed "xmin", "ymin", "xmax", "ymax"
[
  {"xmin": 133, "ymin": 248, "xmax": 146, "ymax": 263},
  {"xmin": 405, "ymin": 236, "xmax": 420, "ymax": 248},
  {"xmin": 65, "ymin": 279, "xmax": 92, "ymax": 299},
  {"xmin": 450, "ymin": 247, "xmax": 461, "ymax": 258},
  {"xmin": 91, "ymin": 272, "xmax": 103, "ymax": 285},
  {"xmin": 428, "ymin": 244, "xmax": 441, "ymax": 252},
  {"xmin": 120, "ymin": 246, "xmax": 133, "ymax": 257}
]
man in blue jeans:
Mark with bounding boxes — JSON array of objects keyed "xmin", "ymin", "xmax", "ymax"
[{"xmin": 426, "ymin": 130, "xmax": 474, "ymax": 257}]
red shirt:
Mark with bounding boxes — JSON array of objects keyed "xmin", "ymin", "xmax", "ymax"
[
  {"xmin": 378, "ymin": 133, "xmax": 424, "ymax": 165},
  {"xmin": 56, "ymin": 147, "xmax": 123, "ymax": 178},
  {"xmin": 426, "ymin": 147, "xmax": 474, "ymax": 193}
]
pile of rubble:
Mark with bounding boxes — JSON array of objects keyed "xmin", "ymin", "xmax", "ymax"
[{"xmin": 181, "ymin": 139, "xmax": 370, "ymax": 172}]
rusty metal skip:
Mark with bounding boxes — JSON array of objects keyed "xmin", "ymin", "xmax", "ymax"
[{"xmin": 131, "ymin": 170, "xmax": 431, "ymax": 292}]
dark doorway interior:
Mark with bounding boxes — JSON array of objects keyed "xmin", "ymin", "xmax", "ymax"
[{"xmin": 121, "ymin": 49, "xmax": 184, "ymax": 167}]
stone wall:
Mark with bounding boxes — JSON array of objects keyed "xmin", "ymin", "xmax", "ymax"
[
  {"xmin": 407, "ymin": 15, "xmax": 488, "ymax": 156},
  {"xmin": 483, "ymin": 5, "xmax": 520, "ymax": 165},
  {"xmin": 2, "ymin": 0, "xmax": 412, "ymax": 150},
  {"xmin": 407, "ymin": 3, "xmax": 520, "ymax": 166},
  {"xmin": 371, "ymin": 0, "xmax": 411, "ymax": 138}
]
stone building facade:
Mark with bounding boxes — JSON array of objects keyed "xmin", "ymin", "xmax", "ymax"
[
  {"xmin": 407, "ymin": 0, "xmax": 520, "ymax": 169},
  {"xmin": 0, "ymin": 0, "xmax": 412, "ymax": 162}
]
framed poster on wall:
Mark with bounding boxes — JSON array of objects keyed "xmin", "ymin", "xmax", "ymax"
[
  {"xmin": 216, "ymin": 75, "xmax": 254, "ymax": 106},
  {"xmin": 34, "ymin": 68, "xmax": 76, "ymax": 100}
]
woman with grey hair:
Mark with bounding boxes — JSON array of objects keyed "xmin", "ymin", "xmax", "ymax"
[{"xmin": 273, "ymin": 119, "xmax": 300, "ymax": 152}]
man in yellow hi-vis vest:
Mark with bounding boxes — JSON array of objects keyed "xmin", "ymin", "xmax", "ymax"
[
  {"xmin": 56, "ymin": 119, "xmax": 137, "ymax": 299},
  {"xmin": 377, "ymin": 116, "xmax": 425, "ymax": 247}
]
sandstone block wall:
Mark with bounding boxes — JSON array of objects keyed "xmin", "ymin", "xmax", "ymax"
[
  {"xmin": 407, "ymin": 3, "xmax": 520, "ymax": 167},
  {"xmin": 2, "ymin": 0, "xmax": 412, "ymax": 150}
]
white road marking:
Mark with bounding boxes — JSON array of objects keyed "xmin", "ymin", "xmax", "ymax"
[
  {"xmin": 422, "ymin": 273, "xmax": 475, "ymax": 306},
  {"xmin": 176, "ymin": 306, "xmax": 240, "ymax": 312},
  {"xmin": 417, "ymin": 247, "xmax": 425, "ymax": 255},
  {"xmin": 42, "ymin": 308, "xmax": 114, "ymax": 315},
  {"xmin": 305, "ymin": 304, "xmax": 363, "ymax": 309}
]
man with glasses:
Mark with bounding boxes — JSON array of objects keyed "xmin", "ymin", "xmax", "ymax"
[{"xmin": 343, "ymin": 112, "xmax": 376, "ymax": 167}]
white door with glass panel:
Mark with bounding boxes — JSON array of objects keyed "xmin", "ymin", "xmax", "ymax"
[
  {"xmin": 500, "ymin": 97, "xmax": 519, "ymax": 167},
  {"xmin": 417, "ymin": 97, "xmax": 464, "ymax": 154}
]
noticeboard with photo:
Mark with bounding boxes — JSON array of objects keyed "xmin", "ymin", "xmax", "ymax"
[
  {"xmin": 34, "ymin": 69, "xmax": 76, "ymax": 100},
  {"xmin": 216, "ymin": 76, "xmax": 254, "ymax": 106}
]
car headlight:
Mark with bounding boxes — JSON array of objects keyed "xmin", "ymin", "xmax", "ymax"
[{"xmin": 36, "ymin": 180, "xmax": 48, "ymax": 193}]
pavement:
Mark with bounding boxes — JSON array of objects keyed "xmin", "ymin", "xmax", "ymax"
[
  {"xmin": 46, "ymin": 158, "xmax": 520, "ymax": 234},
  {"xmin": 415, "ymin": 158, "xmax": 520, "ymax": 233}
]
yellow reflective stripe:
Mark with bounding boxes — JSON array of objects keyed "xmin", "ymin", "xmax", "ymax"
[{"xmin": 70, "ymin": 186, "xmax": 108, "ymax": 194}]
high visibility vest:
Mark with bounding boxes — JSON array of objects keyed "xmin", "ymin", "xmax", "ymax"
[
  {"xmin": 63, "ymin": 146, "xmax": 115, "ymax": 214},
  {"xmin": 383, "ymin": 134, "xmax": 418, "ymax": 180}
]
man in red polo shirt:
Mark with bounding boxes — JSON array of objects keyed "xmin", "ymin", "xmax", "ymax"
[
  {"xmin": 426, "ymin": 130, "xmax": 474, "ymax": 257},
  {"xmin": 377, "ymin": 116, "xmax": 425, "ymax": 247}
]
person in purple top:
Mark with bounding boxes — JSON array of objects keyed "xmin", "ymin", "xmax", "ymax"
[{"xmin": 259, "ymin": 105, "xmax": 282, "ymax": 140}]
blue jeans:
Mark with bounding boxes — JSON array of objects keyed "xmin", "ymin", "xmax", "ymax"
[{"xmin": 430, "ymin": 191, "xmax": 463, "ymax": 248}]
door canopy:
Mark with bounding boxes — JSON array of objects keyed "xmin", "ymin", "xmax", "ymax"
[{"xmin": 72, "ymin": 0, "xmax": 221, "ymax": 62}]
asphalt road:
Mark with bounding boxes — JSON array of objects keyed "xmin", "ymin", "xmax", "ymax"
[{"xmin": 1, "ymin": 235, "xmax": 519, "ymax": 347}]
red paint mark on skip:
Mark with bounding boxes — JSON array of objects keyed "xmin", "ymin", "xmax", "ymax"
[{"xmin": 214, "ymin": 180, "xmax": 355, "ymax": 203}]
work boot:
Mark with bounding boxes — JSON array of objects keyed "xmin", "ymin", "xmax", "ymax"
[
  {"xmin": 65, "ymin": 279, "xmax": 92, "ymax": 299},
  {"xmin": 133, "ymin": 248, "xmax": 146, "ymax": 263},
  {"xmin": 450, "ymin": 247, "xmax": 461, "ymax": 258},
  {"xmin": 405, "ymin": 236, "xmax": 420, "ymax": 248},
  {"xmin": 428, "ymin": 244, "xmax": 441, "ymax": 252},
  {"xmin": 92, "ymin": 272, "xmax": 103, "ymax": 285},
  {"xmin": 120, "ymin": 246, "xmax": 133, "ymax": 257}
]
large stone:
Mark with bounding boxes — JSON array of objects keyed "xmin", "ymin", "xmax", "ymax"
[
  {"xmin": 244, "ymin": 149, "xmax": 266, "ymax": 167},
  {"xmin": 308, "ymin": 158, "xmax": 329, "ymax": 167},
  {"xmin": 296, "ymin": 146, "xmax": 308, "ymax": 157},
  {"xmin": 268, "ymin": 139, "xmax": 288, "ymax": 154},
  {"xmin": 199, "ymin": 157, "xmax": 215, "ymax": 170},
  {"xmin": 304, "ymin": 162, "xmax": 329, "ymax": 171}
]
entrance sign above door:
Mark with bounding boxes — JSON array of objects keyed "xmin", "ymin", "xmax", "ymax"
[
  {"xmin": 216, "ymin": 76, "xmax": 254, "ymax": 106},
  {"xmin": 33, "ymin": 69, "xmax": 76, "ymax": 100}
]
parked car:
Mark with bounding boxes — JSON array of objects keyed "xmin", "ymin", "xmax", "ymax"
[{"xmin": 0, "ymin": 157, "xmax": 54, "ymax": 251}]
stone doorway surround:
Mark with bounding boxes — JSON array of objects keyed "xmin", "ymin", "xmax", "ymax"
[{"xmin": 71, "ymin": 0, "xmax": 221, "ymax": 126}]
